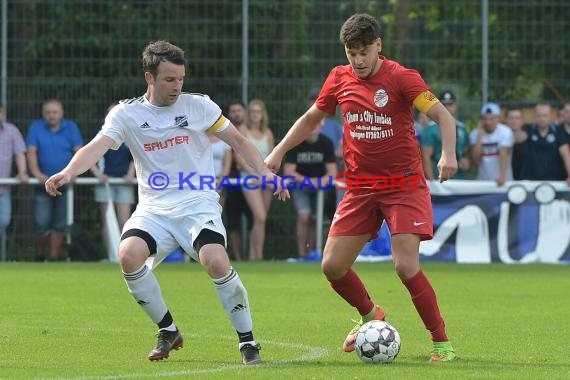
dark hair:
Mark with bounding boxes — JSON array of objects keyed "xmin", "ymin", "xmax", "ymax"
[
  {"xmin": 142, "ymin": 40, "xmax": 186, "ymax": 78},
  {"xmin": 226, "ymin": 97, "xmax": 246, "ymax": 111},
  {"xmin": 42, "ymin": 98, "xmax": 63, "ymax": 109},
  {"xmin": 506, "ymin": 106, "xmax": 523, "ymax": 116},
  {"xmin": 339, "ymin": 13, "xmax": 381, "ymax": 49}
]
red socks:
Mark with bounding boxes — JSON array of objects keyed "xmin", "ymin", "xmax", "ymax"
[
  {"xmin": 329, "ymin": 269, "xmax": 375, "ymax": 316},
  {"xmin": 403, "ymin": 270, "xmax": 448, "ymax": 342},
  {"xmin": 329, "ymin": 268, "xmax": 449, "ymax": 342}
]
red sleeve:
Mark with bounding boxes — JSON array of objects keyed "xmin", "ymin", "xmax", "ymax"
[
  {"xmin": 396, "ymin": 67, "xmax": 430, "ymax": 106},
  {"xmin": 315, "ymin": 67, "xmax": 340, "ymax": 115}
]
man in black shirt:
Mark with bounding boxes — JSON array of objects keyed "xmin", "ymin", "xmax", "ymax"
[{"xmin": 284, "ymin": 124, "xmax": 337, "ymax": 260}]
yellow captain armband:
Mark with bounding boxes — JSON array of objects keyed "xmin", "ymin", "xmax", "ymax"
[
  {"xmin": 206, "ymin": 114, "xmax": 228, "ymax": 133},
  {"xmin": 413, "ymin": 91, "xmax": 439, "ymax": 114}
]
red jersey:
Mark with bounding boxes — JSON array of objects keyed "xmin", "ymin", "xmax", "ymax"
[{"xmin": 316, "ymin": 56, "xmax": 429, "ymax": 178}]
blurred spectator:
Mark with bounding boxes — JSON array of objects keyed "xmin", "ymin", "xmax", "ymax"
[
  {"xmin": 469, "ymin": 102, "xmax": 513, "ymax": 186},
  {"xmin": 224, "ymin": 98, "xmax": 252, "ymax": 261},
  {"xmin": 209, "ymin": 132, "xmax": 232, "ymax": 207},
  {"xmin": 308, "ymin": 87, "xmax": 345, "ymax": 206},
  {"xmin": 307, "ymin": 87, "xmax": 343, "ymax": 159},
  {"xmin": 414, "ymin": 111, "xmax": 431, "ymax": 142},
  {"xmin": 0, "ymin": 104, "xmax": 29, "ymax": 242},
  {"xmin": 26, "ymin": 99, "xmax": 83, "ymax": 261},
  {"xmin": 90, "ymin": 103, "xmax": 136, "ymax": 257},
  {"xmin": 516, "ymin": 102, "xmax": 570, "ymax": 183},
  {"xmin": 284, "ymin": 122, "xmax": 337, "ymax": 260},
  {"xmin": 234, "ymin": 99, "xmax": 276, "ymax": 261},
  {"xmin": 421, "ymin": 91, "xmax": 470, "ymax": 180},
  {"xmin": 558, "ymin": 102, "xmax": 570, "ymax": 143},
  {"xmin": 505, "ymin": 107, "xmax": 526, "ymax": 180}
]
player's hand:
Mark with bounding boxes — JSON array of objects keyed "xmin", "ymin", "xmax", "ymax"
[
  {"xmin": 37, "ymin": 174, "xmax": 49, "ymax": 185},
  {"xmin": 437, "ymin": 152, "xmax": 458, "ymax": 183},
  {"xmin": 264, "ymin": 151, "xmax": 283, "ymax": 174},
  {"xmin": 45, "ymin": 172, "xmax": 72, "ymax": 196},
  {"xmin": 260, "ymin": 170, "xmax": 290, "ymax": 201}
]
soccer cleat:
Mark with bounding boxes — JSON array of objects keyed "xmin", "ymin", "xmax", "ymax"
[
  {"xmin": 430, "ymin": 341, "xmax": 456, "ymax": 362},
  {"xmin": 240, "ymin": 343, "xmax": 262, "ymax": 365},
  {"xmin": 342, "ymin": 306, "xmax": 385, "ymax": 352},
  {"xmin": 148, "ymin": 329, "xmax": 183, "ymax": 361}
]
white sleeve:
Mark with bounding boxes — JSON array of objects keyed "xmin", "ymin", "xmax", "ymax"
[
  {"xmin": 202, "ymin": 95, "xmax": 226, "ymax": 132},
  {"xmin": 499, "ymin": 126, "xmax": 514, "ymax": 148},
  {"xmin": 99, "ymin": 105, "xmax": 125, "ymax": 150}
]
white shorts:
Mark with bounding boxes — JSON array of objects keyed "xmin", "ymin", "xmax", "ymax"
[
  {"xmin": 95, "ymin": 184, "xmax": 135, "ymax": 204},
  {"xmin": 122, "ymin": 197, "xmax": 227, "ymax": 269}
]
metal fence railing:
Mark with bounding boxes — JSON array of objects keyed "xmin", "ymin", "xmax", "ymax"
[{"xmin": 0, "ymin": 177, "xmax": 323, "ymax": 262}]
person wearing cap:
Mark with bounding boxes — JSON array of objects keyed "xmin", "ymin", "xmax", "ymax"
[
  {"xmin": 469, "ymin": 102, "xmax": 514, "ymax": 186},
  {"xmin": 515, "ymin": 102, "xmax": 570, "ymax": 184},
  {"xmin": 421, "ymin": 91, "xmax": 470, "ymax": 180}
]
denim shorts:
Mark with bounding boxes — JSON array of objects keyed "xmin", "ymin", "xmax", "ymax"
[
  {"xmin": 94, "ymin": 184, "xmax": 135, "ymax": 204},
  {"xmin": 34, "ymin": 187, "xmax": 68, "ymax": 235},
  {"xmin": 292, "ymin": 188, "xmax": 318, "ymax": 215}
]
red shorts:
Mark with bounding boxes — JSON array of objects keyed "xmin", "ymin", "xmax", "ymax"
[{"xmin": 329, "ymin": 183, "xmax": 433, "ymax": 241}]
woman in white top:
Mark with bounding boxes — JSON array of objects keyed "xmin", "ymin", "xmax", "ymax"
[{"xmin": 235, "ymin": 99, "xmax": 275, "ymax": 261}]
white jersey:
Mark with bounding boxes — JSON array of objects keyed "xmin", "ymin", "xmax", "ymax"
[
  {"xmin": 469, "ymin": 123, "xmax": 514, "ymax": 181},
  {"xmin": 99, "ymin": 93, "xmax": 229, "ymax": 215}
]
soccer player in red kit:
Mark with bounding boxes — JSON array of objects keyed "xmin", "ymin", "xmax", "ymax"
[{"xmin": 266, "ymin": 13, "xmax": 457, "ymax": 361}]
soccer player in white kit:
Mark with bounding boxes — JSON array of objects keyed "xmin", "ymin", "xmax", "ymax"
[{"xmin": 44, "ymin": 40, "xmax": 289, "ymax": 365}]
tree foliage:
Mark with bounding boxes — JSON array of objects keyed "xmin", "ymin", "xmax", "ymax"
[{"xmin": 9, "ymin": 0, "xmax": 568, "ymax": 136}]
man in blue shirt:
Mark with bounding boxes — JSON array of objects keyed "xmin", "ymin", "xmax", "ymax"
[
  {"xmin": 515, "ymin": 102, "xmax": 570, "ymax": 183},
  {"xmin": 27, "ymin": 99, "xmax": 83, "ymax": 261}
]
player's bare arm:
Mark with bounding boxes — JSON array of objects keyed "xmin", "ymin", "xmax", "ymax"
[
  {"xmin": 45, "ymin": 135, "xmax": 115, "ymax": 196},
  {"xmin": 421, "ymin": 146, "xmax": 435, "ymax": 180},
  {"xmin": 265, "ymin": 104, "xmax": 327, "ymax": 172},
  {"xmin": 421, "ymin": 96, "xmax": 458, "ymax": 182},
  {"xmin": 217, "ymin": 124, "xmax": 290, "ymax": 200}
]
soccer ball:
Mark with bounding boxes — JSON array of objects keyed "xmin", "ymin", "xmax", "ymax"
[{"xmin": 354, "ymin": 320, "xmax": 401, "ymax": 364}]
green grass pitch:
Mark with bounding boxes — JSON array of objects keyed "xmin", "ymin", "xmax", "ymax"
[{"xmin": 1, "ymin": 262, "xmax": 569, "ymax": 379}]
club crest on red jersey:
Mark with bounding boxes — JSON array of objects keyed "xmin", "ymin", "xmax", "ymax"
[{"xmin": 374, "ymin": 89, "xmax": 389, "ymax": 108}]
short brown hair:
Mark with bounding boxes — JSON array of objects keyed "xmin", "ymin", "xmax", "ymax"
[
  {"xmin": 339, "ymin": 13, "xmax": 381, "ymax": 49},
  {"xmin": 142, "ymin": 40, "xmax": 186, "ymax": 78}
]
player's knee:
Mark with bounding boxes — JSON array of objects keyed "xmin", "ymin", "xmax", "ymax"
[
  {"xmin": 194, "ymin": 228, "xmax": 228, "ymax": 264},
  {"xmin": 321, "ymin": 257, "xmax": 345, "ymax": 280},
  {"xmin": 392, "ymin": 257, "xmax": 419, "ymax": 280},
  {"xmin": 194, "ymin": 228, "xmax": 225, "ymax": 253},
  {"xmin": 119, "ymin": 229, "xmax": 155, "ymax": 270}
]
